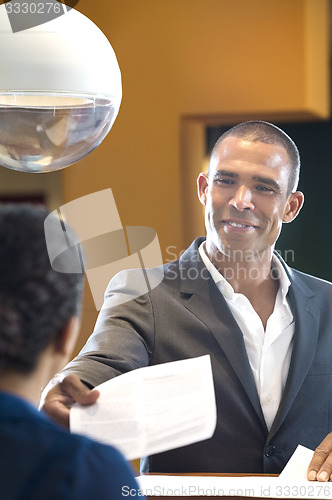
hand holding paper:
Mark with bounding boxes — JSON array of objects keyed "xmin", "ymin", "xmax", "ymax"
[{"xmin": 70, "ymin": 355, "xmax": 216, "ymax": 461}]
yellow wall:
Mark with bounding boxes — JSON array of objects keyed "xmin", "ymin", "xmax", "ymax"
[{"xmin": 64, "ymin": 0, "xmax": 330, "ymax": 354}]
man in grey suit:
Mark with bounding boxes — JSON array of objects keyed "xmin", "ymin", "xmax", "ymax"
[{"xmin": 41, "ymin": 121, "xmax": 332, "ymax": 481}]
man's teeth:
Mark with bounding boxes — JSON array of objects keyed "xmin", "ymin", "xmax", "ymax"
[{"xmin": 228, "ymin": 221, "xmax": 251, "ymax": 228}]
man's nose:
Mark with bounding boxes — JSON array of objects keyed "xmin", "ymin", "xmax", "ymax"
[{"xmin": 229, "ymin": 185, "xmax": 255, "ymax": 211}]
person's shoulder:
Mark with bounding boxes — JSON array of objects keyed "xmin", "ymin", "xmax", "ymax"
[
  {"xmin": 100, "ymin": 238, "xmax": 205, "ymax": 308},
  {"xmin": 106, "ymin": 239, "xmax": 204, "ymax": 288},
  {"xmin": 36, "ymin": 415, "xmax": 120, "ymax": 463},
  {"xmin": 0, "ymin": 399, "xmax": 140, "ymax": 500},
  {"xmin": 289, "ymin": 266, "xmax": 332, "ymax": 294},
  {"xmin": 38, "ymin": 415, "xmax": 130, "ymax": 469},
  {"xmin": 41, "ymin": 423, "xmax": 140, "ymax": 497},
  {"xmin": 66, "ymin": 434, "xmax": 141, "ymax": 498},
  {"xmin": 163, "ymin": 237, "xmax": 206, "ymax": 279}
]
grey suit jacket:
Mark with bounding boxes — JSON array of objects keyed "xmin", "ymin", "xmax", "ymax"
[{"xmin": 64, "ymin": 237, "xmax": 332, "ymax": 473}]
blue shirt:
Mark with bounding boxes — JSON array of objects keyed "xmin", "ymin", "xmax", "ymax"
[{"xmin": 0, "ymin": 391, "xmax": 142, "ymax": 500}]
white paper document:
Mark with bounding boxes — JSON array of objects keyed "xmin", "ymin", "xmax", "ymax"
[
  {"xmin": 278, "ymin": 445, "xmax": 314, "ymax": 482},
  {"xmin": 70, "ymin": 355, "xmax": 216, "ymax": 460}
]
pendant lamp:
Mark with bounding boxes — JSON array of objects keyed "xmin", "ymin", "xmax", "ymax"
[{"xmin": 0, "ymin": 4, "xmax": 122, "ymax": 172}]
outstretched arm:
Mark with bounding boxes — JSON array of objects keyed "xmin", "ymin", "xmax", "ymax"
[{"xmin": 40, "ymin": 270, "xmax": 154, "ymax": 426}]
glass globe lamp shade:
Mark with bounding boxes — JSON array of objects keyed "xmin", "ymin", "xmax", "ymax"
[{"xmin": 0, "ymin": 5, "xmax": 122, "ymax": 172}]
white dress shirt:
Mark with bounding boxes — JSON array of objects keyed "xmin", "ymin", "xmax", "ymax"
[{"xmin": 199, "ymin": 243, "xmax": 295, "ymax": 430}]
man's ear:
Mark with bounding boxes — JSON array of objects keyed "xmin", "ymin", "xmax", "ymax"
[
  {"xmin": 54, "ymin": 316, "xmax": 80, "ymax": 358},
  {"xmin": 197, "ymin": 172, "xmax": 209, "ymax": 205},
  {"xmin": 283, "ymin": 191, "xmax": 304, "ymax": 223}
]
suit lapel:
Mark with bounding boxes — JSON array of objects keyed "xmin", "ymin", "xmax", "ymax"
[
  {"xmin": 179, "ymin": 239, "xmax": 266, "ymax": 428},
  {"xmin": 268, "ymin": 261, "xmax": 319, "ymax": 438},
  {"xmin": 178, "ymin": 241, "xmax": 320, "ymax": 438}
]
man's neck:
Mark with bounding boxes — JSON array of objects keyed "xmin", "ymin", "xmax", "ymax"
[
  {"xmin": 206, "ymin": 243, "xmax": 273, "ymax": 285},
  {"xmin": 205, "ymin": 243, "xmax": 279, "ymax": 328},
  {"xmin": 0, "ymin": 346, "xmax": 60, "ymax": 407},
  {"xmin": 0, "ymin": 372, "xmax": 43, "ymax": 407}
]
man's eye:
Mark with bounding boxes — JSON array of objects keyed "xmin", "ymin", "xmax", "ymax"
[
  {"xmin": 256, "ymin": 185, "xmax": 273, "ymax": 192},
  {"xmin": 214, "ymin": 178, "xmax": 234, "ymax": 185}
]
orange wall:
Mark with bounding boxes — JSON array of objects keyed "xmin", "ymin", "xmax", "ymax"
[
  {"xmin": 66, "ymin": 0, "xmax": 329, "ymax": 249},
  {"xmin": 65, "ymin": 0, "xmax": 330, "ymax": 353}
]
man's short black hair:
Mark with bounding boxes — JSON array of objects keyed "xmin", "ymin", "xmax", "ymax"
[
  {"xmin": 0, "ymin": 204, "xmax": 84, "ymax": 375},
  {"xmin": 209, "ymin": 120, "xmax": 301, "ymax": 194}
]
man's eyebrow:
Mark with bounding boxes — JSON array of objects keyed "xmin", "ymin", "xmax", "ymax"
[{"xmin": 213, "ymin": 169, "xmax": 238, "ymax": 178}]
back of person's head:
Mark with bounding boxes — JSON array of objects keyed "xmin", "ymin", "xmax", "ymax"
[
  {"xmin": 210, "ymin": 120, "xmax": 301, "ymax": 194},
  {"xmin": 0, "ymin": 204, "xmax": 84, "ymax": 375}
]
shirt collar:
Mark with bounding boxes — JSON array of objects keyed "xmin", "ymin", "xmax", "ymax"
[{"xmin": 198, "ymin": 242, "xmax": 291, "ymax": 302}]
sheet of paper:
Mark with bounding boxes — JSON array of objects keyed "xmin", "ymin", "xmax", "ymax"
[
  {"xmin": 278, "ymin": 445, "xmax": 314, "ymax": 482},
  {"xmin": 70, "ymin": 355, "xmax": 216, "ymax": 461},
  {"xmin": 137, "ymin": 475, "xmax": 332, "ymax": 498}
]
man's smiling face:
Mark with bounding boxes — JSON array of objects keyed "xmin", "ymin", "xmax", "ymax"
[{"xmin": 197, "ymin": 135, "xmax": 303, "ymax": 263}]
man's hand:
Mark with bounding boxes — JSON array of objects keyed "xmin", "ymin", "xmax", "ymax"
[
  {"xmin": 307, "ymin": 433, "xmax": 332, "ymax": 482},
  {"xmin": 40, "ymin": 374, "xmax": 99, "ymax": 428}
]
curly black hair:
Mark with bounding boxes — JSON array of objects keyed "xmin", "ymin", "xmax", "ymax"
[{"xmin": 0, "ymin": 204, "xmax": 84, "ymax": 375}]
